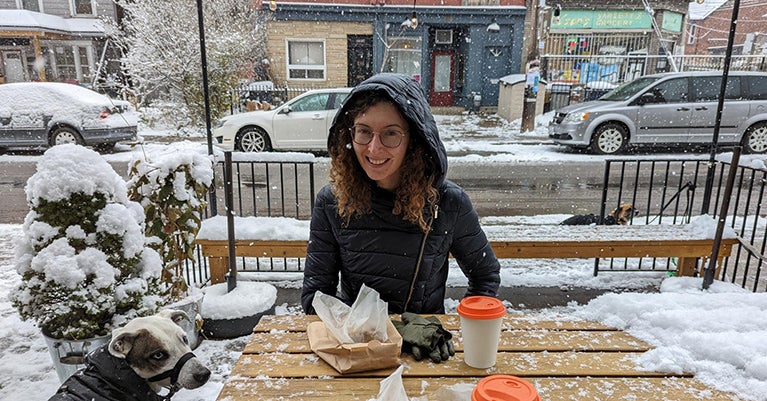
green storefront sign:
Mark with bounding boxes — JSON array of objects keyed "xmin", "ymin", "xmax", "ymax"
[
  {"xmin": 551, "ymin": 10, "xmax": 653, "ymax": 30},
  {"xmin": 662, "ymin": 12, "xmax": 683, "ymax": 32}
]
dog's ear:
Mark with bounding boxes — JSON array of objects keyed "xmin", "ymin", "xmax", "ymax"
[
  {"xmin": 158, "ymin": 309, "xmax": 189, "ymax": 327},
  {"xmin": 109, "ymin": 331, "xmax": 138, "ymax": 359}
]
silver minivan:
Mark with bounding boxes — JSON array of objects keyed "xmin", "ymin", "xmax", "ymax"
[{"xmin": 548, "ymin": 71, "xmax": 767, "ymax": 154}]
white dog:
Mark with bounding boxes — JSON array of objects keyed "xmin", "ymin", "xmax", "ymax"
[{"xmin": 49, "ymin": 310, "xmax": 211, "ymax": 401}]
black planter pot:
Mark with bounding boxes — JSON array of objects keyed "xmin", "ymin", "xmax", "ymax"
[{"xmin": 201, "ymin": 305, "xmax": 275, "ymax": 339}]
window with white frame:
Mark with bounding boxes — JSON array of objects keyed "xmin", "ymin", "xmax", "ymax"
[
  {"xmin": 384, "ymin": 37, "xmax": 422, "ymax": 77},
  {"xmin": 70, "ymin": 0, "xmax": 94, "ymax": 16},
  {"xmin": 17, "ymin": 0, "xmax": 43, "ymax": 12},
  {"xmin": 287, "ymin": 40, "xmax": 325, "ymax": 80},
  {"xmin": 46, "ymin": 42, "xmax": 94, "ymax": 83}
]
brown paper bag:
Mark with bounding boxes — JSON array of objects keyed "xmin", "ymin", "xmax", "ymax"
[{"xmin": 307, "ymin": 319, "xmax": 403, "ymax": 374}]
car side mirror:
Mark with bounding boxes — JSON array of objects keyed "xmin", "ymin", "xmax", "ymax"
[
  {"xmin": 635, "ymin": 92, "xmax": 655, "ymax": 106},
  {"xmin": 279, "ymin": 105, "xmax": 292, "ymax": 114}
]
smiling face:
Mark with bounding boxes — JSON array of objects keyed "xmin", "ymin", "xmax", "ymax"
[{"xmin": 351, "ymin": 101, "xmax": 410, "ymax": 191}]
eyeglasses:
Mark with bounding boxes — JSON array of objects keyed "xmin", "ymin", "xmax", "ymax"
[{"xmin": 349, "ymin": 125, "xmax": 407, "ymax": 148}]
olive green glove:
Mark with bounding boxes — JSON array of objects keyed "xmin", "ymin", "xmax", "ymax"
[{"xmin": 392, "ymin": 312, "xmax": 455, "ymax": 363}]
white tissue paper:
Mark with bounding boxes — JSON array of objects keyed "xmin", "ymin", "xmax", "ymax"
[
  {"xmin": 370, "ymin": 365, "xmax": 409, "ymax": 401},
  {"xmin": 312, "ymin": 284, "xmax": 389, "ymax": 343}
]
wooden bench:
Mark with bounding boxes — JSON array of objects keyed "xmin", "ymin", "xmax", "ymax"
[{"xmin": 196, "ymin": 216, "xmax": 739, "ymax": 284}]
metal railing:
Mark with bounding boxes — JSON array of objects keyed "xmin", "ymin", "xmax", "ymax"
[
  {"xmin": 189, "ymin": 155, "xmax": 317, "ymax": 284},
  {"xmin": 598, "ymin": 158, "xmax": 767, "ymax": 292},
  {"xmin": 228, "ymin": 83, "xmax": 338, "ymax": 114},
  {"xmin": 189, "ymin": 156, "xmax": 767, "ymax": 292},
  {"xmin": 541, "ymin": 54, "xmax": 767, "ymax": 110}
]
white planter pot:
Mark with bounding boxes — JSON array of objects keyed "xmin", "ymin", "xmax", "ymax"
[
  {"xmin": 43, "ymin": 333, "xmax": 110, "ymax": 383},
  {"xmin": 165, "ymin": 292, "xmax": 205, "ymax": 349}
]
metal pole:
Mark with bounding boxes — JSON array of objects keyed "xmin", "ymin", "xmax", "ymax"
[
  {"xmin": 92, "ymin": 38, "xmax": 109, "ymax": 88},
  {"xmin": 521, "ymin": 0, "xmax": 539, "ymax": 132},
  {"xmin": 703, "ymin": 146, "xmax": 740, "ymax": 290},
  {"xmin": 701, "ymin": 0, "xmax": 740, "ymax": 214},
  {"xmin": 224, "ymin": 151, "xmax": 237, "ymax": 292},
  {"xmin": 196, "ymin": 0, "xmax": 218, "ymax": 216}
]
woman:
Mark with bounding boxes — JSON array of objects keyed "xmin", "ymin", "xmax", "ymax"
[{"xmin": 302, "ymin": 73, "xmax": 500, "ymax": 314}]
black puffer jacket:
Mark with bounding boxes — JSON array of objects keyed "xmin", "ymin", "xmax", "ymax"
[
  {"xmin": 49, "ymin": 344, "xmax": 162, "ymax": 401},
  {"xmin": 301, "ymin": 73, "xmax": 500, "ymax": 314}
]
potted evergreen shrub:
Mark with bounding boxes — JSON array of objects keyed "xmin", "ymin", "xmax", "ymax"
[
  {"xmin": 127, "ymin": 143, "xmax": 213, "ymax": 347},
  {"xmin": 11, "ymin": 144, "xmax": 165, "ymax": 382}
]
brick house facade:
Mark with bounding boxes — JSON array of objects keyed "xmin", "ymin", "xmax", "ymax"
[{"xmin": 685, "ymin": 0, "xmax": 767, "ymax": 55}]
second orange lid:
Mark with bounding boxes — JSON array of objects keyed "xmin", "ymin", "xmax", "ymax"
[
  {"xmin": 472, "ymin": 375, "xmax": 541, "ymax": 401},
  {"xmin": 457, "ymin": 296, "xmax": 506, "ymax": 320}
]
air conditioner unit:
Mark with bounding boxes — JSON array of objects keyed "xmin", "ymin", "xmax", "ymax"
[{"xmin": 435, "ymin": 29, "xmax": 453, "ymax": 45}]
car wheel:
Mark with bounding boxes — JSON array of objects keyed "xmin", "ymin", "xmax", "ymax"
[
  {"xmin": 236, "ymin": 127, "xmax": 272, "ymax": 152},
  {"xmin": 743, "ymin": 122, "xmax": 767, "ymax": 154},
  {"xmin": 50, "ymin": 127, "xmax": 83, "ymax": 147},
  {"xmin": 590, "ymin": 123, "xmax": 628, "ymax": 155}
]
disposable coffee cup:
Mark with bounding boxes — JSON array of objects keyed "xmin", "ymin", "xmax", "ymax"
[
  {"xmin": 457, "ymin": 296, "xmax": 506, "ymax": 368},
  {"xmin": 472, "ymin": 375, "xmax": 541, "ymax": 401}
]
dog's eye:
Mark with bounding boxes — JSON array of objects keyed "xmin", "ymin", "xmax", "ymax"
[{"xmin": 151, "ymin": 351, "xmax": 168, "ymax": 361}]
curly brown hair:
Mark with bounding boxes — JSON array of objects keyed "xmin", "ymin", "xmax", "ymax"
[{"xmin": 328, "ymin": 90, "xmax": 439, "ymax": 232}]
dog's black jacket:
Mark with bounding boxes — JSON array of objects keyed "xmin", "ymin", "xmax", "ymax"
[
  {"xmin": 560, "ymin": 214, "xmax": 619, "ymax": 225},
  {"xmin": 49, "ymin": 344, "xmax": 162, "ymax": 401}
]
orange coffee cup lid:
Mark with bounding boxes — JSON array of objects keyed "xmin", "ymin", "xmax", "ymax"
[
  {"xmin": 457, "ymin": 296, "xmax": 506, "ymax": 320},
  {"xmin": 472, "ymin": 375, "xmax": 541, "ymax": 401}
]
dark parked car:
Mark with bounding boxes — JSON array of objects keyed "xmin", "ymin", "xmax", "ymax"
[{"xmin": 0, "ymin": 82, "xmax": 138, "ymax": 152}]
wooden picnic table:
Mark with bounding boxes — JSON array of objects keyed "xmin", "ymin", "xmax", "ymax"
[{"xmin": 216, "ymin": 314, "xmax": 738, "ymax": 401}]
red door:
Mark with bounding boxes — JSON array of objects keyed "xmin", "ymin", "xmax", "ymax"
[{"xmin": 431, "ymin": 51, "xmax": 454, "ymax": 106}]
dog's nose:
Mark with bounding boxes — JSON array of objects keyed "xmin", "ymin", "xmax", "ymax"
[{"xmin": 194, "ymin": 368, "xmax": 211, "ymax": 383}]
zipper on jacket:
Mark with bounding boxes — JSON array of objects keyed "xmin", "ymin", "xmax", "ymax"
[{"xmin": 404, "ymin": 204, "xmax": 439, "ymax": 311}]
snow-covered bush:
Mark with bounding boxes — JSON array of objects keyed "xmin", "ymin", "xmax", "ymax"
[
  {"xmin": 11, "ymin": 144, "xmax": 164, "ymax": 340},
  {"xmin": 127, "ymin": 144, "xmax": 213, "ymax": 301}
]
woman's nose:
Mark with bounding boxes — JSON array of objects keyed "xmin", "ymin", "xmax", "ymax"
[{"xmin": 366, "ymin": 133, "xmax": 386, "ymax": 151}]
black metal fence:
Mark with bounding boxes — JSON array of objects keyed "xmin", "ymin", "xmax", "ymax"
[
  {"xmin": 229, "ymin": 83, "xmax": 338, "ymax": 114},
  {"xmin": 542, "ymin": 54, "xmax": 767, "ymax": 111},
  {"xmin": 188, "ymin": 155, "xmax": 318, "ymax": 284},
  {"xmin": 189, "ymin": 156, "xmax": 767, "ymax": 293},
  {"xmin": 210, "ymin": 155, "xmax": 316, "ymax": 219},
  {"xmin": 597, "ymin": 158, "xmax": 767, "ymax": 292}
]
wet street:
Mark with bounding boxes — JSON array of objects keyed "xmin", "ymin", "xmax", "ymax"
[{"xmin": 0, "ymin": 155, "xmax": 606, "ymax": 224}]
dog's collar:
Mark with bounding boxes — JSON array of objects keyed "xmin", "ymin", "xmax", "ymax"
[{"xmin": 148, "ymin": 352, "xmax": 196, "ymax": 387}]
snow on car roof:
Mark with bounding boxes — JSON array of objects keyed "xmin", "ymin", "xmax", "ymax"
[{"xmin": 0, "ymin": 82, "xmax": 112, "ymax": 105}]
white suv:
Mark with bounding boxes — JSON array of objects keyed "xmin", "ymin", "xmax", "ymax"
[
  {"xmin": 213, "ymin": 87, "xmax": 351, "ymax": 152},
  {"xmin": 548, "ymin": 71, "xmax": 767, "ymax": 154}
]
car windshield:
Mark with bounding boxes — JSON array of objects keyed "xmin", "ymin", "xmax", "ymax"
[{"xmin": 600, "ymin": 76, "xmax": 661, "ymax": 101}]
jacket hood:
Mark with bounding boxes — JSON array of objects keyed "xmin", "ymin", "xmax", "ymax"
[{"xmin": 328, "ymin": 73, "xmax": 448, "ymax": 187}]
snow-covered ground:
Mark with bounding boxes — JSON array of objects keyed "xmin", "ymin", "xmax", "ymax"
[
  {"xmin": 1, "ymin": 112, "xmax": 767, "ymax": 400},
  {"xmin": 2, "ymin": 221, "xmax": 767, "ymax": 401}
]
